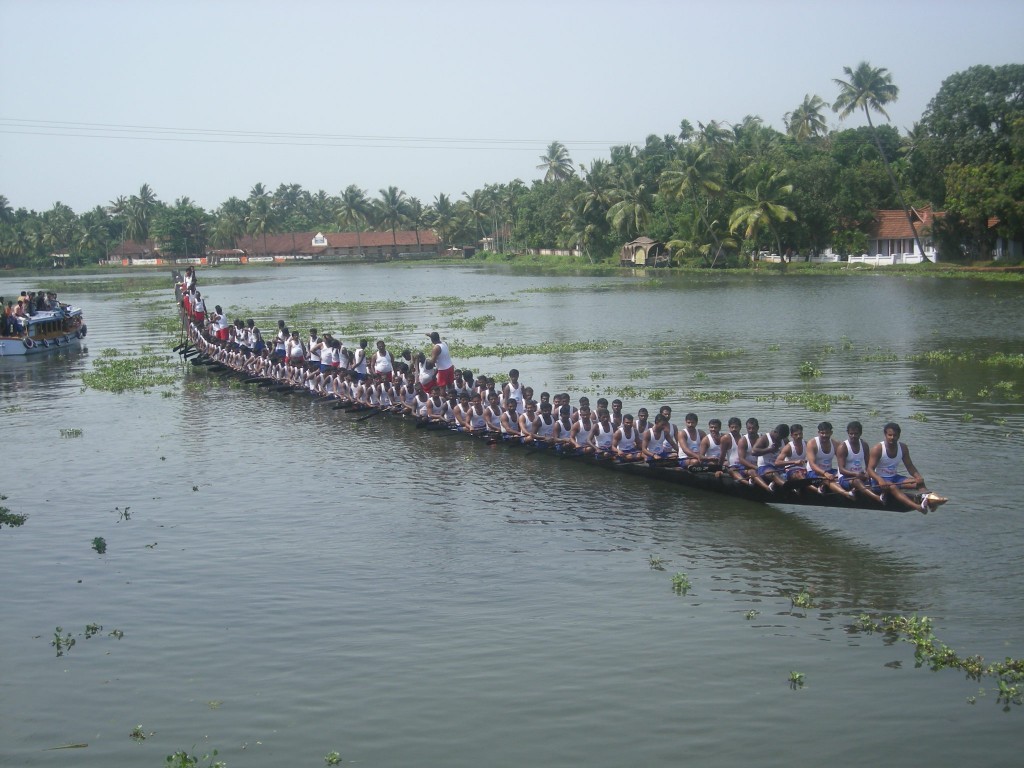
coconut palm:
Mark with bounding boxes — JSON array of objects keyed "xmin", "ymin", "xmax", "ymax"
[
  {"xmin": 430, "ymin": 193, "xmax": 457, "ymax": 250},
  {"xmin": 246, "ymin": 195, "xmax": 276, "ymax": 256},
  {"xmin": 606, "ymin": 164, "xmax": 655, "ymax": 240},
  {"xmin": 833, "ymin": 61, "xmax": 928, "ymax": 260},
  {"xmin": 537, "ymin": 141, "xmax": 575, "ymax": 183},
  {"xmin": 660, "ymin": 146, "xmax": 725, "ymax": 265},
  {"xmin": 376, "ymin": 186, "xmax": 409, "ymax": 257},
  {"xmin": 337, "ymin": 185, "xmax": 370, "ymax": 255},
  {"xmin": 406, "ymin": 197, "xmax": 431, "ymax": 251},
  {"xmin": 728, "ymin": 168, "xmax": 797, "ymax": 259},
  {"xmin": 785, "ymin": 94, "xmax": 829, "ymax": 142}
]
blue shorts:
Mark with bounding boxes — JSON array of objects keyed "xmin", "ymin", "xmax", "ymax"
[
  {"xmin": 839, "ymin": 477, "xmax": 855, "ymax": 491},
  {"xmin": 806, "ymin": 470, "xmax": 835, "ymax": 480},
  {"xmin": 872, "ymin": 474, "xmax": 907, "ymax": 490},
  {"xmin": 784, "ymin": 467, "xmax": 806, "ymax": 481},
  {"xmin": 757, "ymin": 464, "xmax": 778, "ymax": 477}
]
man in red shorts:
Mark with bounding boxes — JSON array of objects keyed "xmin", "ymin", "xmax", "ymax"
[{"xmin": 428, "ymin": 331, "xmax": 455, "ymax": 393}]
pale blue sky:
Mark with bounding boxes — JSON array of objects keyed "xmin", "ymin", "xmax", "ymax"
[{"xmin": 1, "ymin": 0, "xmax": 1021, "ymax": 214}]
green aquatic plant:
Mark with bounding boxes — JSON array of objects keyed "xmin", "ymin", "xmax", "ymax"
[
  {"xmin": 791, "ymin": 588, "xmax": 816, "ymax": 610},
  {"xmin": 766, "ymin": 343, "xmax": 781, "ymax": 352},
  {"xmin": 789, "ymin": 671, "xmax": 805, "ymax": 689},
  {"xmin": 853, "ymin": 614, "xmax": 1024, "ymax": 709},
  {"xmin": 82, "ymin": 352, "xmax": 178, "ymax": 393},
  {"xmin": 611, "ymin": 385, "xmax": 642, "ymax": 399},
  {"xmin": 745, "ymin": 610, "xmax": 760, "ymax": 620},
  {"xmin": 798, "ymin": 361, "xmax": 822, "ymax": 378},
  {"xmin": 646, "ymin": 388, "xmax": 675, "ymax": 401},
  {"xmin": 908, "ymin": 384, "xmax": 930, "ymax": 398},
  {"xmin": 671, "ymin": 573, "xmax": 692, "ymax": 595},
  {"xmin": 648, "ymin": 555, "xmax": 665, "ymax": 571},
  {"xmin": 448, "ymin": 314, "xmax": 495, "ymax": 331},
  {"xmin": 59, "ymin": 428, "xmax": 83, "ymax": 438},
  {"xmin": 325, "ymin": 751, "xmax": 343, "ymax": 765},
  {"xmin": 166, "ymin": 748, "xmax": 224, "ymax": 768},
  {"xmin": 981, "ymin": 353, "xmax": 1024, "ymax": 368},
  {"xmin": 960, "ymin": 412, "xmax": 974, "ymax": 422},
  {"xmin": 52, "ymin": 627, "xmax": 75, "ymax": 657},
  {"xmin": 628, "ymin": 367, "xmax": 650, "ymax": 380},
  {"xmin": 780, "ymin": 391, "xmax": 853, "ymax": 412},
  {"xmin": 129, "ymin": 724, "xmax": 152, "ymax": 742},
  {"xmin": 909, "ymin": 412, "xmax": 929, "ymax": 422},
  {"xmin": 0, "ymin": 496, "xmax": 28, "ymax": 528},
  {"xmin": 589, "ymin": 371, "xmax": 607, "ymax": 381},
  {"xmin": 84, "ymin": 623, "xmax": 102, "ymax": 639},
  {"xmin": 840, "ymin": 337, "xmax": 853, "ymax": 352},
  {"xmin": 92, "ymin": 537, "xmax": 107, "ymax": 554},
  {"xmin": 685, "ymin": 390, "xmax": 739, "ymax": 404}
]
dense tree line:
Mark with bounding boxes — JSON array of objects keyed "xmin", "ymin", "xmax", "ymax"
[{"xmin": 1, "ymin": 62, "xmax": 1021, "ymax": 268}]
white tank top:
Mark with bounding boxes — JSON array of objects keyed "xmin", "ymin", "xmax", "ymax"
[
  {"xmin": 840, "ymin": 438, "xmax": 865, "ymax": 478},
  {"xmin": 616, "ymin": 427, "xmax": 637, "ymax": 452},
  {"xmin": 875, "ymin": 442, "xmax": 903, "ymax": 479},
  {"xmin": 434, "ymin": 341, "xmax": 453, "ymax": 370},
  {"xmin": 757, "ymin": 434, "xmax": 779, "ymax": 467},
  {"xmin": 704, "ymin": 432, "xmax": 721, "ymax": 459},
  {"xmin": 808, "ymin": 436, "xmax": 834, "ymax": 472},
  {"xmin": 594, "ymin": 422, "xmax": 614, "ymax": 449}
]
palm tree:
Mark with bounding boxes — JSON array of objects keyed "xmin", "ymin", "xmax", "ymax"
[
  {"xmin": 337, "ymin": 185, "xmax": 370, "ymax": 255},
  {"xmin": 430, "ymin": 193, "xmax": 457, "ymax": 251},
  {"xmin": 660, "ymin": 146, "xmax": 725, "ymax": 265},
  {"xmin": 728, "ymin": 168, "xmax": 797, "ymax": 259},
  {"xmin": 376, "ymin": 186, "xmax": 409, "ymax": 257},
  {"xmin": 462, "ymin": 189, "xmax": 490, "ymax": 239},
  {"xmin": 833, "ymin": 61, "xmax": 928, "ymax": 261},
  {"xmin": 124, "ymin": 184, "xmax": 158, "ymax": 244},
  {"xmin": 559, "ymin": 197, "xmax": 596, "ymax": 263},
  {"xmin": 406, "ymin": 197, "xmax": 431, "ymax": 252},
  {"xmin": 0, "ymin": 195, "xmax": 13, "ymax": 224},
  {"xmin": 606, "ymin": 164, "xmax": 654, "ymax": 240},
  {"xmin": 785, "ymin": 94, "xmax": 829, "ymax": 142},
  {"xmin": 246, "ymin": 195, "xmax": 276, "ymax": 256},
  {"xmin": 537, "ymin": 140, "xmax": 575, "ymax": 183}
]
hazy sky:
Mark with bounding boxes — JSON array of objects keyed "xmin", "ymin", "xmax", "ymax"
[{"xmin": 1, "ymin": 0, "xmax": 1022, "ymax": 214}]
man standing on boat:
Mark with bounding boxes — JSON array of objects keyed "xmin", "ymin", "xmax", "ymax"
[{"xmin": 428, "ymin": 331, "xmax": 455, "ymax": 393}]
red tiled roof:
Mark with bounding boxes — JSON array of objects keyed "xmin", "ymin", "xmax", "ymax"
[
  {"xmin": 867, "ymin": 207, "xmax": 942, "ymax": 239},
  {"xmin": 235, "ymin": 230, "xmax": 438, "ymax": 254}
]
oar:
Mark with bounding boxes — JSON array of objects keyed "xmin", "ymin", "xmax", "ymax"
[{"xmin": 354, "ymin": 408, "xmax": 384, "ymax": 422}]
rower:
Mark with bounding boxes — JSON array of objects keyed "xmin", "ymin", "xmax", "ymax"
[
  {"xmin": 677, "ymin": 412, "xmax": 707, "ymax": 468},
  {"xmin": 612, "ymin": 414, "xmax": 643, "ymax": 462},
  {"xmin": 836, "ymin": 420, "xmax": 884, "ymax": 504},
  {"xmin": 749, "ymin": 423, "xmax": 789, "ymax": 492},
  {"xmin": 868, "ymin": 422, "xmax": 947, "ymax": 513},
  {"xmin": 642, "ymin": 414, "xmax": 678, "ymax": 462},
  {"xmin": 805, "ymin": 421, "xmax": 853, "ymax": 499},
  {"xmin": 698, "ymin": 418, "xmax": 723, "ymax": 469}
]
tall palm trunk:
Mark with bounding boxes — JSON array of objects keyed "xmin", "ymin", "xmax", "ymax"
[{"xmin": 865, "ymin": 109, "xmax": 929, "ymax": 262}]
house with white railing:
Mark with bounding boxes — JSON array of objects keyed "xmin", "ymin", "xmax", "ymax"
[{"xmin": 848, "ymin": 207, "xmax": 940, "ymax": 265}]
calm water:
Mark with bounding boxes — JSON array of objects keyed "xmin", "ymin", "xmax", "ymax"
[{"xmin": 2, "ymin": 265, "xmax": 1023, "ymax": 767}]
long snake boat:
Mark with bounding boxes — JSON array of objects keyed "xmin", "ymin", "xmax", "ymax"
[{"xmin": 180, "ymin": 345, "xmax": 944, "ymax": 514}]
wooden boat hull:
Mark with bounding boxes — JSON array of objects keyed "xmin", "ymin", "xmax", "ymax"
[{"xmin": 185, "ymin": 356, "xmax": 932, "ymax": 513}]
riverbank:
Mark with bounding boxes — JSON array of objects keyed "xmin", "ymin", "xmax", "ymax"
[{"xmin": 5, "ymin": 254, "xmax": 1024, "ymax": 283}]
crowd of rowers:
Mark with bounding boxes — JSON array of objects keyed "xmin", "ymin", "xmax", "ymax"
[{"xmin": 178, "ymin": 278, "xmax": 946, "ymax": 514}]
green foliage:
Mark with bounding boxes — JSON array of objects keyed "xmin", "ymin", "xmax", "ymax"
[
  {"xmin": 81, "ymin": 351, "xmax": 178, "ymax": 393},
  {"xmin": 448, "ymin": 314, "xmax": 495, "ymax": 331},
  {"xmin": 0, "ymin": 495, "xmax": 28, "ymax": 528},
  {"xmin": 855, "ymin": 613, "xmax": 1024, "ymax": 710},
  {"xmin": 129, "ymin": 724, "xmax": 152, "ymax": 742},
  {"xmin": 791, "ymin": 588, "xmax": 816, "ymax": 610},
  {"xmin": 648, "ymin": 555, "xmax": 665, "ymax": 571},
  {"xmin": 671, "ymin": 573, "xmax": 692, "ymax": 595},
  {"xmin": 325, "ymin": 751, "xmax": 343, "ymax": 765},
  {"xmin": 789, "ymin": 671, "xmax": 805, "ymax": 689},
  {"xmin": 59, "ymin": 428, "xmax": 83, "ymax": 438},
  {"xmin": 166, "ymin": 749, "xmax": 224, "ymax": 768},
  {"xmin": 92, "ymin": 537, "xmax": 107, "ymax": 554},
  {"xmin": 798, "ymin": 361, "xmax": 822, "ymax": 378}
]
